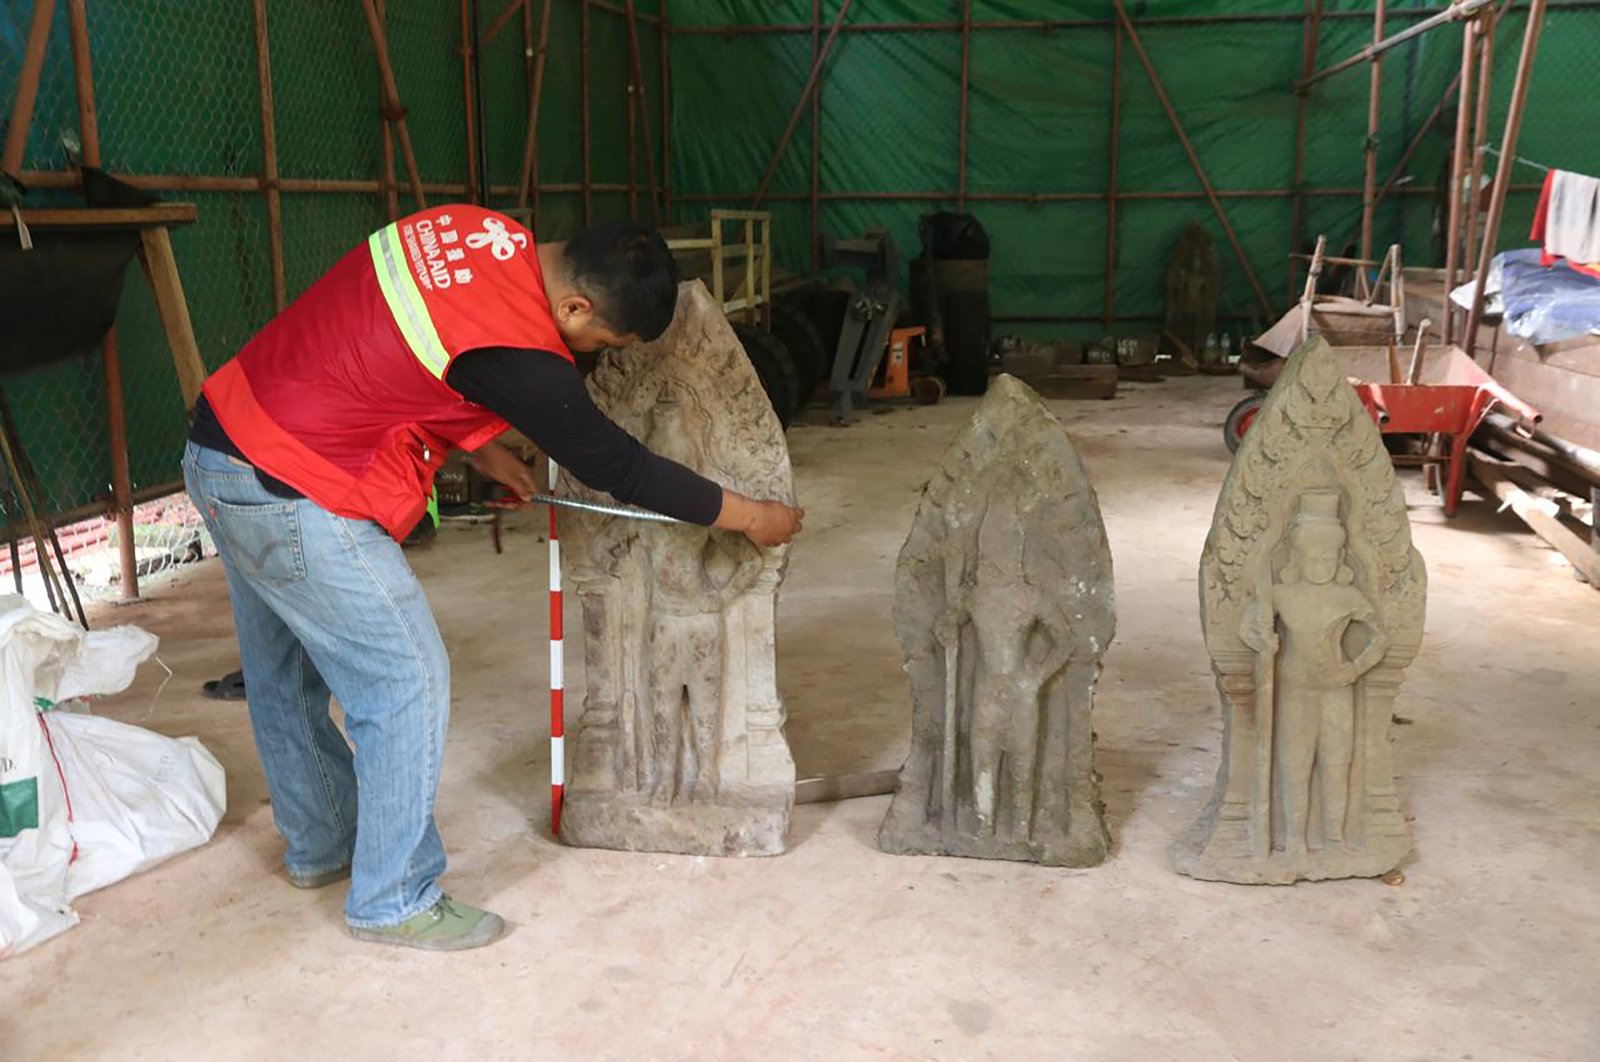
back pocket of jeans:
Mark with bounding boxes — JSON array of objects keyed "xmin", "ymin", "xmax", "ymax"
[{"xmin": 208, "ymin": 498, "xmax": 306, "ymax": 587}]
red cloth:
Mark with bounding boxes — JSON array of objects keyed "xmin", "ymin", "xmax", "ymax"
[{"xmin": 204, "ymin": 205, "xmax": 572, "ymax": 539}]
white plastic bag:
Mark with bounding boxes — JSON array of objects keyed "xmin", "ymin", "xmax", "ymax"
[
  {"xmin": 0, "ymin": 596, "xmax": 224, "ymax": 958},
  {"xmin": 48, "ymin": 712, "xmax": 225, "ymax": 900}
]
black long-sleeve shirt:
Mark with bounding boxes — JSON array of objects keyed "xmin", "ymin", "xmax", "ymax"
[{"xmin": 188, "ymin": 347, "xmax": 724, "ymax": 526}]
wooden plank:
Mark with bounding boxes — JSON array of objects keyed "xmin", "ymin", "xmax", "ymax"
[
  {"xmin": 1471, "ymin": 452, "xmax": 1599, "ymax": 586},
  {"xmin": 0, "ymin": 205, "xmax": 198, "ymax": 229},
  {"xmin": 137, "ymin": 228, "xmax": 207, "ymax": 409}
]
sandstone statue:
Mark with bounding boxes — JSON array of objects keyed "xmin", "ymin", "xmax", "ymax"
[
  {"xmin": 557, "ymin": 282, "xmax": 796, "ymax": 857},
  {"xmin": 1174, "ymin": 336, "xmax": 1427, "ymax": 884},
  {"xmin": 879, "ymin": 374, "xmax": 1115, "ymax": 866}
]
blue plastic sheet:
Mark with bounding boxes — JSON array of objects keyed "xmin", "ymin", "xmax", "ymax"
[{"xmin": 1493, "ymin": 249, "xmax": 1600, "ymax": 346}]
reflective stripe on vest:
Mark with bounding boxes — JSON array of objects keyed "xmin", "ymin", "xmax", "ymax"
[{"xmin": 368, "ymin": 223, "xmax": 451, "ymax": 379}]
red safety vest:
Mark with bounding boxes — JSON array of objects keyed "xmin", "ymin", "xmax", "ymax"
[{"xmin": 204, "ymin": 205, "xmax": 572, "ymax": 539}]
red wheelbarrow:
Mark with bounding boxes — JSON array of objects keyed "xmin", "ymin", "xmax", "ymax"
[{"xmin": 1225, "ymin": 341, "xmax": 1541, "ymax": 516}]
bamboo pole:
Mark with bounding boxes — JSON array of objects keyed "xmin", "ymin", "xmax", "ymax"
[
  {"xmin": 958, "ymin": 0, "xmax": 971, "ymax": 211},
  {"xmin": 361, "ymin": 0, "xmax": 427, "ymax": 209},
  {"xmin": 1113, "ymin": 0, "xmax": 1273, "ymax": 318},
  {"xmin": 1463, "ymin": 9, "xmax": 1497, "ymax": 280},
  {"xmin": 1104, "ymin": 22, "xmax": 1122, "ymax": 330},
  {"xmin": 1299, "ymin": 0, "xmax": 1489, "ymax": 88},
  {"xmin": 1443, "ymin": 18, "xmax": 1477, "ymax": 344},
  {"xmin": 751, "ymin": 0, "xmax": 855, "ymax": 209},
  {"xmin": 625, "ymin": 0, "xmax": 659, "ymax": 224},
  {"xmin": 581, "ymin": 0, "xmax": 592, "ymax": 224},
  {"xmin": 664, "ymin": 5, "xmax": 1574, "ymax": 35},
  {"xmin": 375, "ymin": 0, "xmax": 399, "ymax": 219},
  {"xmin": 1289, "ymin": 0, "xmax": 1325, "ymax": 296},
  {"xmin": 1359, "ymin": 0, "xmax": 1387, "ymax": 262},
  {"xmin": 252, "ymin": 0, "xmax": 287, "ymax": 313},
  {"xmin": 461, "ymin": 0, "xmax": 480, "ymax": 204},
  {"xmin": 809, "ymin": 0, "xmax": 820, "ymax": 272},
  {"xmin": 483, "ymin": 0, "xmax": 526, "ymax": 45},
  {"xmin": 516, "ymin": 0, "xmax": 553, "ymax": 213},
  {"xmin": 65, "ymin": 0, "xmax": 136, "ymax": 602},
  {"xmin": 2, "ymin": 1, "xmax": 55, "ymax": 177},
  {"xmin": 626, "ymin": 54, "xmax": 638, "ymax": 218},
  {"xmin": 1470, "ymin": 0, "xmax": 1547, "ymax": 364},
  {"xmin": 660, "ymin": 0, "xmax": 672, "ymax": 224}
]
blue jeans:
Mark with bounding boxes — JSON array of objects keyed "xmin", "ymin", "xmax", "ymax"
[{"xmin": 182, "ymin": 442, "xmax": 450, "ymax": 928}]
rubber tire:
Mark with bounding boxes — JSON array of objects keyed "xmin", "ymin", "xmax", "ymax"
[
  {"xmin": 769, "ymin": 304, "xmax": 827, "ymax": 409},
  {"xmin": 1224, "ymin": 393, "xmax": 1265, "ymax": 453},
  {"xmin": 734, "ymin": 325, "xmax": 799, "ymax": 428},
  {"xmin": 943, "ymin": 290, "xmax": 991, "ymax": 396}
]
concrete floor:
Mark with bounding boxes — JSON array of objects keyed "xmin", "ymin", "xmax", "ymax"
[{"xmin": 3, "ymin": 377, "xmax": 1596, "ymax": 1062}]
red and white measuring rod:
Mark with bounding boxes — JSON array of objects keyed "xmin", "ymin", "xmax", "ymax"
[{"xmin": 542, "ymin": 470, "xmax": 682, "ymax": 835}]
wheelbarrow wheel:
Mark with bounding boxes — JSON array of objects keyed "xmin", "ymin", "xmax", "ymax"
[{"xmin": 1224, "ymin": 393, "xmax": 1265, "ymax": 453}]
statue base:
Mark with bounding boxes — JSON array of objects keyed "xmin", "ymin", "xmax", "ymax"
[{"xmin": 560, "ymin": 786, "xmax": 792, "ymax": 858}]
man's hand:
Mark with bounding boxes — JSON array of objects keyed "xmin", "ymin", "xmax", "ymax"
[
  {"xmin": 714, "ymin": 490, "xmax": 805, "ymax": 548},
  {"xmin": 470, "ymin": 440, "xmax": 537, "ymax": 501}
]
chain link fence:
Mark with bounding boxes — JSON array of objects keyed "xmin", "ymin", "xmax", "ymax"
[{"xmin": 0, "ymin": 0, "xmax": 656, "ymax": 609}]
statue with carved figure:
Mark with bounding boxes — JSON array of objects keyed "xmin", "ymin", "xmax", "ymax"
[
  {"xmin": 1175, "ymin": 337, "xmax": 1426, "ymax": 884},
  {"xmin": 558, "ymin": 283, "xmax": 796, "ymax": 857}
]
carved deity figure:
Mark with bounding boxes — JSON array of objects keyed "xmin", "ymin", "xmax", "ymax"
[
  {"xmin": 558, "ymin": 282, "xmax": 796, "ymax": 857},
  {"xmin": 632, "ymin": 394, "xmax": 763, "ymax": 806},
  {"xmin": 880, "ymin": 375, "xmax": 1114, "ymax": 866},
  {"xmin": 1244, "ymin": 491, "xmax": 1391, "ymax": 856},
  {"xmin": 1175, "ymin": 337, "xmax": 1426, "ymax": 884}
]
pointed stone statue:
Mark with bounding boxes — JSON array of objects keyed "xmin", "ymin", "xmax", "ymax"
[
  {"xmin": 1174, "ymin": 336, "xmax": 1427, "ymax": 884},
  {"xmin": 557, "ymin": 281, "xmax": 796, "ymax": 857},
  {"xmin": 878, "ymin": 374, "xmax": 1115, "ymax": 866}
]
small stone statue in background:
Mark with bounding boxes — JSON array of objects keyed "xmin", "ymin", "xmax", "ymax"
[{"xmin": 879, "ymin": 375, "xmax": 1115, "ymax": 867}]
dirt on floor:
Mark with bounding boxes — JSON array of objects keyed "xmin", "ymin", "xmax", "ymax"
[{"xmin": 2, "ymin": 376, "xmax": 1596, "ymax": 1062}]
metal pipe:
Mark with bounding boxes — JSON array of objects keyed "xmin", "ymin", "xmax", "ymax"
[
  {"xmin": 252, "ymin": 0, "xmax": 287, "ymax": 312},
  {"xmin": 1104, "ymin": 22, "xmax": 1122, "ymax": 330},
  {"xmin": 1289, "ymin": 0, "xmax": 1325, "ymax": 297},
  {"xmin": 1468, "ymin": 0, "xmax": 1547, "ymax": 362},
  {"xmin": 958, "ymin": 0, "xmax": 972, "ymax": 212},
  {"xmin": 1359, "ymin": 0, "xmax": 1387, "ymax": 262},
  {"xmin": 66, "ymin": 0, "xmax": 137, "ymax": 603},
  {"xmin": 1113, "ymin": 0, "xmax": 1273, "ymax": 317},
  {"xmin": 752, "ymin": 0, "xmax": 855, "ymax": 209},
  {"xmin": 2, "ymin": 1, "xmax": 56, "ymax": 177},
  {"xmin": 669, "ymin": 184, "xmax": 1532, "ymax": 205},
  {"xmin": 1443, "ymin": 18, "xmax": 1476, "ymax": 344},
  {"xmin": 517, "ymin": 0, "xmax": 553, "ymax": 212},
  {"xmin": 1299, "ymin": 0, "xmax": 1489, "ymax": 89},
  {"xmin": 1482, "ymin": 412, "xmax": 1600, "ymax": 484}
]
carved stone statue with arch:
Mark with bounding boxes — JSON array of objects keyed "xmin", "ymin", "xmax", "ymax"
[
  {"xmin": 1174, "ymin": 336, "xmax": 1427, "ymax": 884},
  {"xmin": 557, "ymin": 282, "xmax": 796, "ymax": 857}
]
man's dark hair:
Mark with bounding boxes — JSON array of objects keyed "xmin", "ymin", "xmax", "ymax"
[{"xmin": 564, "ymin": 219, "xmax": 679, "ymax": 340}]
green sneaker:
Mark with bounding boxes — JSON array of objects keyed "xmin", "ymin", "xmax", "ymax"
[{"xmin": 347, "ymin": 896, "xmax": 507, "ymax": 952}]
